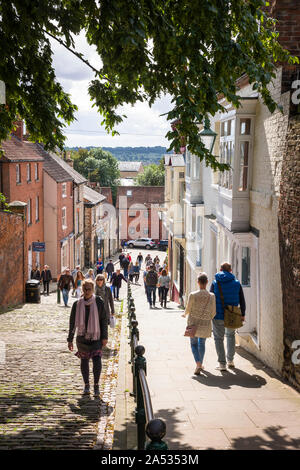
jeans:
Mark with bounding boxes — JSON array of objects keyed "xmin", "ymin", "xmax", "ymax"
[
  {"xmin": 212, "ymin": 319, "xmax": 236, "ymax": 364},
  {"xmin": 62, "ymin": 288, "xmax": 69, "ymax": 306},
  {"xmin": 160, "ymin": 287, "xmax": 169, "ymax": 306},
  {"xmin": 146, "ymin": 286, "xmax": 156, "ymax": 306},
  {"xmin": 190, "ymin": 337, "xmax": 206, "ymax": 364},
  {"xmin": 113, "ymin": 285, "xmax": 120, "ymax": 299},
  {"xmin": 107, "ymin": 272, "xmax": 113, "ymax": 282},
  {"xmin": 123, "ymin": 268, "xmax": 128, "ymax": 280}
]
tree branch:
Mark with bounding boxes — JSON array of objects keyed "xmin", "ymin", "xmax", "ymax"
[{"xmin": 43, "ymin": 29, "xmax": 115, "ymax": 84}]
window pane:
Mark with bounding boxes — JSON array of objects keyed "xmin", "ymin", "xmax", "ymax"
[
  {"xmin": 240, "ymin": 118, "xmax": 251, "ymax": 135},
  {"xmin": 241, "ymin": 247, "xmax": 251, "ymax": 286},
  {"xmin": 239, "ymin": 141, "xmax": 249, "ymax": 191}
]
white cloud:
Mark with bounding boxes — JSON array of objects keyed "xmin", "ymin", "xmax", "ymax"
[{"xmin": 51, "ymin": 32, "xmax": 172, "ymax": 148}]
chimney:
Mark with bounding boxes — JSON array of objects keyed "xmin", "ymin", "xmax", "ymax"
[
  {"xmin": 11, "ymin": 120, "xmax": 24, "ymax": 141},
  {"xmin": 66, "ymin": 151, "xmax": 74, "ymax": 168}
]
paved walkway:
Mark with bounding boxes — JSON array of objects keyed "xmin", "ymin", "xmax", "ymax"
[
  {"xmin": 115, "ymin": 266, "xmax": 300, "ymax": 450},
  {"xmin": 0, "ymin": 291, "xmax": 122, "ymax": 450}
]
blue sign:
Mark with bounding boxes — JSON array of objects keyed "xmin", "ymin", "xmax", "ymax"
[{"xmin": 32, "ymin": 242, "xmax": 45, "ymax": 252}]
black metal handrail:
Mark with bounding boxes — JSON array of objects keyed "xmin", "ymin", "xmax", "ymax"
[{"xmin": 127, "ymin": 281, "xmax": 168, "ymax": 450}]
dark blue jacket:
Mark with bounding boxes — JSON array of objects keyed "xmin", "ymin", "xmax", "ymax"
[{"xmin": 210, "ymin": 271, "xmax": 246, "ymax": 320}]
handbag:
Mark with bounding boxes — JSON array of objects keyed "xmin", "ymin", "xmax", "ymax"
[
  {"xmin": 217, "ymin": 282, "xmax": 243, "ymax": 329},
  {"xmin": 184, "ymin": 325, "xmax": 197, "ymax": 337},
  {"xmin": 110, "ymin": 315, "xmax": 116, "ymax": 328}
]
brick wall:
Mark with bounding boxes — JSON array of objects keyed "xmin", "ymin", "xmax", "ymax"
[
  {"xmin": 2, "ymin": 161, "xmax": 44, "ymax": 271},
  {"xmin": 0, "ymin": 210, "xmax": 26, "ymax": 310},
  {"xmin": 279, "ymin": 115, "xmax": 300, "ymax": 390}
]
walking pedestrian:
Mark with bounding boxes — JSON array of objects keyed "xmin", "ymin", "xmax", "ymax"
[
  {"xmin": 41, "ymin": 265, "xmax": 52, "ymax": 296},
  {"xmin": 71, "ymin": 265, "xmax": 81, "ymax": 296},
  {"xmin": 96, "ymin": 258, "xmax": 104, "ymax": 275},
  {"xmin": 155, "ymin": 260, "xmax": 160, "ymax": 272},
  {"xmin": 85, "ymin": 268, "xmax": 95, "ymax": 281},
  {"xmin": 210, "ymin": 262, "xmax": 246, "ymax": 371},
  {"xmin": 143, "ymin": 266, "xmax": 150, "ymax": 296},
  {"xmin": 133, "ymin": 261, "xmax": 140, "ymax": 284},
  {"xmin": 95, "ymin": 274, "xmax": 115, "ymax": 325},
  {"xmin": 121, "ymin": 255, "xmax": 130, "ymax": 280},
  {"xmin": 119, "ymin": 252, "xmax": 125, "ymax": 268},
  {"xmin": 31, "ymin": 265, "xmax": 41, "ymax": 281},
  {"xmin": 105, "ymin": 259, "xmax": 115, "ymax": 282},
  {"xmin": 67, "ymin": 279, "xmax": 108, "ymax": 397},
  {"xmin": 111, "ymin": 269, "xmax": 127, "ymax": 300},
  {"xmin": 58, "ymin": 268, "xmax": 75, "ymax": 307},
  {"xmin": 145, "ymin": 264, "xmax": 158, "ymax": 309},
  {"xmin": 75, "ymin": 271, "xmax": 84, "ymax": 299},
  {"xmin": 128, "ymin": 262, "xmax": 135, "ymax": 282},
  {"xmin": 137, "ymin": 252, "xmax": 143, "ymax": 269},
  {"xmin": 157, "ymin": 269, "xmax": 171, "ymax": 308},
  {"xmin": 183, "ymin": 273, "xmax": 216, "ymax": 375},
  {"xmin": 146, "ymin": 256, "xmax": 153, "ymax": 268}
]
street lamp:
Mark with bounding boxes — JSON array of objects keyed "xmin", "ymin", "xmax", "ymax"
[{"xmin": 199, "ymin": 120, "xmax": 217, "ymax": 153}]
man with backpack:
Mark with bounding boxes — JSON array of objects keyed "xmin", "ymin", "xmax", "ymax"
[{"xmin": 145, "ymin": 265, "xmax": 158, "ymax": 309}]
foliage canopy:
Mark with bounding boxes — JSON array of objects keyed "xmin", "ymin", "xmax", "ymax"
[
  {"xmin": 0, "ymin": 1, "xmax": 297, "ymax": 169},
  {"xmin": 134, "ymin": 161, "xmax": 165, "ymax": 186}
]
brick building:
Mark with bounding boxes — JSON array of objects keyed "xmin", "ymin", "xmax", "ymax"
[
  {"xmin": 83, "ymin": 185, "xmax": 106, "ymax": 267},
  {"xmin": 0, "ymin": 122, "xmax": 45, "ymax": 278},
  {"xmin": 0, "ymin": 206, "xmax": 27, "ymax": 310},
  {"xmin": 42, "ymin": 151, "xmax": 75, "ymax": 279},
  {"xmin": 116, "ymin": 186, "xmax": 166, "ymax": 245}
]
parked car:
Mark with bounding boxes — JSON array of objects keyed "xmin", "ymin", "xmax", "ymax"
[
  {"xmin": 157, "ymin": 239, "xmax": 168, "ymax": 251},
  {"xmin": 125, "ymin": 238, "xmax": 157, "ymax": 249}
]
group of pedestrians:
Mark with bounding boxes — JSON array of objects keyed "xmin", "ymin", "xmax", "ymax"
[
  {"xmin": 143, "ymin": 259, "xmax": 170, "ymax": 309},
  {"xmin": 183, "ymin": 262, "xmax": 246, "ymax": 375},
  {"xmin": 30, "ymin": 264, "xmax": 52, "ymax": 295}
]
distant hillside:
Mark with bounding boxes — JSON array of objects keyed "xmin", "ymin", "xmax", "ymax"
[{"xmin": 66, "ymin": 146, "xmax": 170, "ymax": 164}]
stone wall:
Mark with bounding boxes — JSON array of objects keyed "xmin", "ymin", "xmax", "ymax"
[
  {"xmin": 279, "ymin": 115, "xmax": 300, "ymax": 391},
  {"xmin": 0, "ymin": 210, "xmax": 26, "ymax": 310}
]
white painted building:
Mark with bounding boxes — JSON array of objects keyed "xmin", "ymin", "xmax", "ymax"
[{"xmin": 183, "ymin": 68, "xmax": 290, "ymax": 376}]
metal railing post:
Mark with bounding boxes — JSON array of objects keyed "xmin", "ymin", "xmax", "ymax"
[
  {"xmin": 57, "ymin": 283, "xmax": 61, "ymax": 304},
  {"xmin": 145, "ymin": 419, "xmax": 168, "ymax": 450},
  {"xmin": 134, "ymin": 345, "xmax": 147, "ymax": 450}
]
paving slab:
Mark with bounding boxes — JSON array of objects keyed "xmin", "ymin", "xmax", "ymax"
[{"xmin": 116, "ymin": 248, "xmax": 300, "ymax": 450}]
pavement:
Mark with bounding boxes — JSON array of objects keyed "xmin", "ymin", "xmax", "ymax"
[
  {"xmin": 0, "ymin": 289, "xmax": 123, "ymax": 450},
  {"xmin": 113, "ymin": 248, "xmax": 300, "ymax": 450},
  {"xmin": 1, "ymin": 247, "xmax": 300, "ymax": 450}
]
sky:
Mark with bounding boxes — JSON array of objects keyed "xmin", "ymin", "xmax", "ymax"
[{"xmin": 51, "ymin": 32, "xmax": 172, "ymax": 148}]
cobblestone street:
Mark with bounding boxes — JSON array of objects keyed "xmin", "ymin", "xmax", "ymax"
[{"xmin": 0, "ymin": 291, "xmax": 123, "ymax": 450}]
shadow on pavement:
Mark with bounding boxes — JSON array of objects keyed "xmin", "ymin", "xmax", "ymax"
[
  {"xmin": 0, "ymin": 392, "xmax": 113, "ymax": 449},
  {"xmin": 230, "ymin": 425, "xmax": 300, "ymax": 450},
  {"xmin": 192, "ymin": 368, "xmax": 267, "ymax": 390}
]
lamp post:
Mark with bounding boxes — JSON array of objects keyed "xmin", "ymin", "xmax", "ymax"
[{"xmin": 199, "ymin": 120, "xmax": 217, "ymax": 153}]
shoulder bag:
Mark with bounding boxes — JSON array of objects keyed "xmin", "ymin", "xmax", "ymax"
[{"xmin": 217, "ymin": 282, "xmax": 243, "ymax": 329}]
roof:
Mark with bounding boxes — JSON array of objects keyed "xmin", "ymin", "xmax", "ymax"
[
  {"xmin": 83, "ymin": 185, "xmax": 106, "ymax": 205},
  {"xmin": 42, "ymin": 152, "xmax": 73, "ymax": 183},
  {"xmin": 116, "ymin": 186, "xmax": 165, "ymax": 208},
  {"xmin": 0, "ymin": 135, "xmax": 45, "ymax": 162},
  {"xmin": 45, "ymin": 151, "xmax": 87, "ymax": 185},
  {"xmin": 164, "ymin": 154, "xmax": 185, "ymax": 167},
  {"xmin": 118, "ymin": 161, "xmax": 143, "ymax": 172}
]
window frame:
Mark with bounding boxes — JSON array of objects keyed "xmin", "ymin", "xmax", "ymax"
[
  {"xmin": 16, "ymin": 164, "xmax": 21, "ymax": 184},
  {"xmin": 27, "ymin": 163, "xmax": 31, "ymax": 183},
  {"xmin": 62, "ymin": 206, "xmax": 67, "ymax": 230}
]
